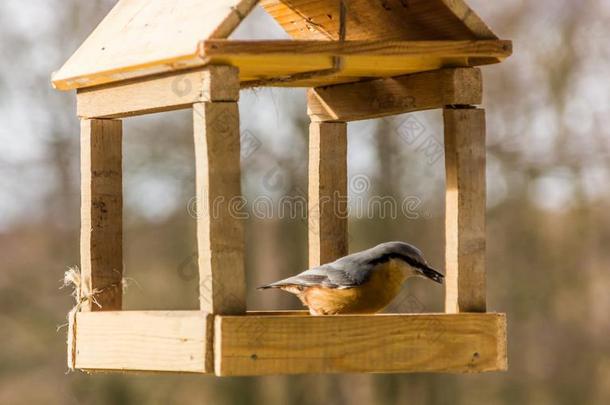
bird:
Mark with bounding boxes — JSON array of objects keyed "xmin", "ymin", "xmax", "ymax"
[{"xmin": 259, "ymin": 241, "xmax": 443, "ymax": 315}]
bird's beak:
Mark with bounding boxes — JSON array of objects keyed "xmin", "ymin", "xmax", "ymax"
[{"xmin": 420, "ymin": 265, "xmax": 444, "ymax": 284}]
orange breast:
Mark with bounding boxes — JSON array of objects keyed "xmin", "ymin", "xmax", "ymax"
[{"xmin": 298, "ymin": 260, "xmax": 407, "ymax": 315}]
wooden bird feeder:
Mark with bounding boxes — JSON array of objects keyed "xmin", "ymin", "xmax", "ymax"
[{"xmin": 53, "ymin": 0, "xmax": 512, "ymax": 376}]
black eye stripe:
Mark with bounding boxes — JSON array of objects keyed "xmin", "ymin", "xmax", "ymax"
[
  {"xmin": 368, "ymin": 252, "xmax": 444, "ymax": 284},
  {"xmin": 368, "ymin": 252, "xmax": 426, "ymax": 269}
]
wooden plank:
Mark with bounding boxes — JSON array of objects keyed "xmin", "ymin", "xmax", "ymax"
[
  {"xmin": 80, "ymin": 119, "xmax": 123, "ymax": 311},
  {"xmin": 77, "ymin": 66, "xmax": 240, "ymax": 119},
  {"xmin": 194, "ymin": 100, "xmax": 246, "ymax": 314},
  {"xmin": 308, "ymin": 121, "xmax": 348, "ymax": 267},
  {"xmin": 202, "ymin": 39, "xmax": 510, "ymax": 88},
  {"xmin": 259, "ymin": 0, "xmax": 497, "ymax": 41},
  {"xmin": 214, "ymin": 312, "xmax": 507, "ymax": 375},
  {"xmin": 308, "ymin": 67, "xmax": 482, "ymax": 122},
  {"xmin": 55, "ymin": 39, "xmax": 511, "ymax": 91},
  {"xmin": 443, "ymin": 108, "xmax": 486, "ymax": 313},
  {"xmin": 73, "ymin": 311, "xmax": 213, "ymax": 373},
  {"xmin": 202, "ymin": 39, "xmax": 511, "ymax": 58},
  {"xmin": 440, "ymin": 0, "xmax": 497, "ymax": 39},
  {"xmin": 52, "ymin": 0, "xmax": 258, "ymax": 90}
]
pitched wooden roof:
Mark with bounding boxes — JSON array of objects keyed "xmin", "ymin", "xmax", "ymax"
[
  {"xmin": 52, "ymin": 0, "xmax": 508, "ymax": 91},
  {"xmin": 52, "ymin": 0, "xmax": 259, "ymax": 90},
  {"xmin": 259, "ymin": 0, "xmax": 498, "ymax": 41}
]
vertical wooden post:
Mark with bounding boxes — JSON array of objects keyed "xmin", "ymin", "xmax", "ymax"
[
  {"xmin": 80, "ymin": 119, "xmax": 123, "ymax": 311},
  {"xmin": 193, "ymin": 66, "xmax": 245, "ymax": 314},
  {"xmin": 307, "ymin": 117, "xmax": 348, "ymax": 268},
  {"xmin": 443, "ymin": 107, "xmax": 486, "ymax": 313}
]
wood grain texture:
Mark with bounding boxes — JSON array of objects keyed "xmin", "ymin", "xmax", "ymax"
[
  {"xmin": 52, "ymin": 0, "xmax": 257, "ymax": 90},
  {"xmin": 194, "ymin": 101, "xmax": 246, "ymax": 315},
  {"xmin": 77, "ymin": 66, "xmax": 240, "ymax": 119},
  {"xmin": 443, "ymin": 108, "xmax": 486, "ymax": 313},
  {"xmin": 73, "ymin": 311, "xmax": 213, "ymax": 373},
  {"xmin": 308, "ymin": 67, "xmax": 482, "ymax": 122},
  {"xmin": 214, "ymin": 312, "xmax": 507, "ymax": 375},
  {"xmin": 440, "ymin": 0, "xmax": 498, "ymax": 39},
  {"xmin": 201, "ymin": 39, "xmax": 509, "ymax": 87},
  {"xmin": 308, "ymin": 121, "xmax": 348, "ymax": 267},
  {"xmin": 202, "ymin": 39, "xmax": 511, "ymax": 59},
  {"xmin": 55, "ymin": 39, "xmax": 511, "ymax": 90},
  {"xmin": 259, "ymin": 0, "xmax": 497, "ymax": 41},
  {"xmin": 80, "ymin": 119, "xmax": 123, "ymax": 311}
]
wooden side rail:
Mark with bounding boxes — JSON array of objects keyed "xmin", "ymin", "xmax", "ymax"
[
  {"xmin": 215, "ymin": 312, "xmax": 507, "ymax": 375},
  {"xmin": 69, "ymin": 311, "xmax": 506, "ymax": 375},
  {"xmin": 308, "ymin": 68, "xmax": 482, "ymax": 122},
  {"xmin": 77, "ymin": 66, "xmax": 240, "ymax": 119},
  {"xmin": 73, "ymin": 311, "xmax": 214, "ymax": 373}
]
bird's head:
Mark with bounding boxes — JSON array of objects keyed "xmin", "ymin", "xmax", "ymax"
[{"xmin": 369, "ymin": 241, "xmax": 444, "ymax": 284}]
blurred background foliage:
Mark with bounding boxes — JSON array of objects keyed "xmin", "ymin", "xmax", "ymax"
[{"xmin": 1, "ymin": 0, "xmax": 610, "ymax": 404}]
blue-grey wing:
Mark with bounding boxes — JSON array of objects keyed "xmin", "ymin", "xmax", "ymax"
[
  {"xmin": 259, "ymin": 241, "xmax": 428, "ymax": 290},
  {"xmin": 260, "ymin": 261, "xmax": 374, "ymax": 289}
]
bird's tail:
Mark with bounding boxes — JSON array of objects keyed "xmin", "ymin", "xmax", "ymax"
[{"xmin": 257, "ymin": 281, "xmax": 285, "ymax": 290}]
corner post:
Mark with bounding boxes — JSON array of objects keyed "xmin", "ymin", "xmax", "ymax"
[
  {"xmin": 80, "ymin": 118, "xmax": 123, "ymax": 311},
  {"xmin": 307, "ymin": 91, "xmax": 348, "ymax": 267},
  {"xmin": 443, "ymin": 107, "xmax": 487, "ymax": 313},
  {"xmin": 193, "ymin": 66, "xmax": 245, "ymax": 314}
]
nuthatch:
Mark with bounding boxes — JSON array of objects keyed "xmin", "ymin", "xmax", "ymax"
[{"xmin": 259, "ymin": 241, "xmax": 443, "ymax": 315}]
